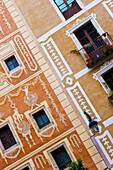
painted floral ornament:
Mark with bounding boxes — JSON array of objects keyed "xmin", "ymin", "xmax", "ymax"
[
  {"xmin": 0, "ymin": 72, "xmax": 7, "ymax": 86},
  {"xmin": 24, "ymin": 91, "xmax": 38, "ymax": 108},
  {"xmin": 17, "ymin": 120, "xmax": 30, "ymax": 135}
]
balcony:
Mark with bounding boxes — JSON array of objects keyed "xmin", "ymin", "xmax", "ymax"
[{"xmin": 78, "ymin": 32, "xmax": 113, "ymax": 68}]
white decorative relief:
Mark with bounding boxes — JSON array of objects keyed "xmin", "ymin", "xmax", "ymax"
[
  {"xmin": 69, "ymin": 134, "xmax": 82, "ymax": 152},
  {"xmin": 96, "ymin": 130, "xmax": 113, "ymax": 165},
  {"xmin": 34, "ymin": 155, "xmax": 46, "ymax": 169},
  {"xmin": 66, "ymin": 13, "xmax": 97, "ymax": 35},
  {"xmin": 0, "ymin": 72, "xmax": 8, "ymax": 86},
  {"xmin": 67, "ymin": 82, "xmax": 101, "ymax": 126},
  {"xmin": 0, "ymin": 116, "xmax": 24, "ymax": 164},
  {"xmin": 0, "ymin": 25, "xmax": 4, "ymax": 35},
  {"xmin": 92, "ymin": 61, "xmax": 113, "ymax": 94},
  {"xmin": 103, "ymin": 116, "xmax": 113, "ymax": 128},
  {"xmin": 0, "ymin": 0, "xmax": 11, "ymax": 30},
  {"xmin": 9, "ymin": 98, "xmax": 35, "ymax": 148},
  {"xmin": 0, "ymin": 90, "xmax": 36, "ymax": 148},
  {"xmin": 41, "ymin": 37, "xmax": 72, "ymax": 80},
  {"xmin": 103, "ymin": 0, "xmax": 113, "ymax": 18},
  {"xmin": 100, "ymin": 59, "xmax": 113, "ymax": 70},
  {"xmin": 14, "ymin": 35, "xmax": 37, "ymax": 71},
  {"xmin": 39, "ymin": 76, "xmax": 67, "ymax": 126}
]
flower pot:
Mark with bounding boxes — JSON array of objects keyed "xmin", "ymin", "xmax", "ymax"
[{"xmin": 86, "ymin": 57, "xmax": 92, "ymax": 63}]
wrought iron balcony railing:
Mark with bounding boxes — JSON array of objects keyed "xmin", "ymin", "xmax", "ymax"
[{"xmin": 78, "ymin": 32, "xmax": 113, "ymax": 68}]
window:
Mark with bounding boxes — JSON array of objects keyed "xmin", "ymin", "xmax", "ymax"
[
  {"xmin": 51, "ymin": 145, "xmax": 72, "ymax": 170},
  {"xmin": 0, "ymin": 124, "xmax": 17, "ymax": 152},
  {"xmin": 18, "ymin": 164, "xmax": 31, "ymax": 170},
  {"xmin": 4, "ymin": 54, "xmax": 19, "ymax": 71},
  {"xmin": 54, "ymin": 0, "xmax": 81, "ymax": 19},
  {"xmin": 102, "ymin": 67, "xmax": 113, "ymax": 91},
  {"xmin": 74, "ymin": 21, "xmax": 106, "ymax": 62},
  {"xmin": 32, "ymin": 108, "xmax": 51, "ymax": 130}
]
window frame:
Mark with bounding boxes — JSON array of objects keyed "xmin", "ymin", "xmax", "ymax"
[
  {"xmin": 17, "ymin": 163, "xmax": 31, "ymax": 170},
  {"xmin": 43, "ymin": 138, "xmax": 75, "ymax": 170},
  {"xmin": 30, "ymin": 106, "xmax": 53, "ymax": 132},
  {"xmin": 49, "ymin": 143, "xmax": 72, "ymax": 170},
  {"xmin": 69, "ymin": 14, "xmax": 105, "ymax": 52},
  {"xmin": 24, "ymin": 101, "xmax": 57, "ymax": 136},
  {"xmin": 0, "ymin": 41, "xmax": 25, "ymax": 79},
  {"xmin": 0, "ymin": 121, "xmax": 19, "ymax": 154},
  {"xmin": 95, "ymin": 63, "xmax": 113, "ymax": 94},
  {"xmin": 13, "ymin": 159, "xmax": 35, "ymax": 170},
  {"xmin": 3, "ymin": 54, "xmax": 20, "ymax": 73},
  {"xmin": 49, "ymin": 0, "xmax": 84, "ymax": 21}
]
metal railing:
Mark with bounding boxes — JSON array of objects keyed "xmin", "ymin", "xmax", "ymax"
[{"xmin": 78, "ymin": 32, "xmax": 113, "ymax": 68}]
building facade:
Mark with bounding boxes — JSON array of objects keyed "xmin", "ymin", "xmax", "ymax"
[
  {"xmin": 13, "ymin": 0, "xmax": 113, "ymax": 169},
  {"xmin": 0, "ymin": 0, "xmax": 107, "ymax": 169}
]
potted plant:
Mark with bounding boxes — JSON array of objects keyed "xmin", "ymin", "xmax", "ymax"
[
  {"xmin": 102, "ymin": 44, "xmax": 113, "ymax": 54},
  {"xmin": 67, "ymin": 159, "xmax": 89, "ymax": 170},
  {"xmin": 70, "ymin": 49, "xmax": 80, "ymax": 55}
]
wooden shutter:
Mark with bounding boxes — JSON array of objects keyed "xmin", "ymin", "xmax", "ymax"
[{"xmin": 54, "ymin": 0, "xmax": 81, "ymax": 19}]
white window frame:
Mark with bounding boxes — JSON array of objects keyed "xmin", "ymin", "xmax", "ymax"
[
  {"xmin": 49, "ymin": 0, "xmax": 84, "ymax": 22},
  {"xmin": 3, "ymin": 53, "xmax": 20, "ymax": 73},
  {"xmin": 18, "ymin": 163, "xmax": 31, "ymax": 170},
  {"xmin": 30, "ymin": 106, "xmax": 53, "ymax": 132},
  {"xmin": 13, "ymin": 159, "xmax": 35, "ymax": 170},
  {"xmin": 95, "ymin": 63, "xmax": 113, "ymax": 94},
  {"xmin": 0, "ymin": 121, "xmax": 19, "ymax": 154},
  {"xmin": 43, "ymin": 138, "xmax": 76, "ymax": 170},
  {"xmin": 69, "ymin": 14, "xmax": 105, "ymax": 51},
  {"xmin": 0, "ymin": 40, "xmax": 25, "ymax": 79},
  {"xmin": 24, "ymin": 101, "xmax": 57, "ymax": 136},
  {"xmin": 48, "ymin": 142, "xmax": 72, "ymax": 170}
]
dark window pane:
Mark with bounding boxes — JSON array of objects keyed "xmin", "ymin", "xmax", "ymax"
[
  {"xmin": 33, "ymin": 109, "xmax": 50, "ymax": 129},
  {"xmin": 42, "ymin": 114, "xmax": 50, "ymax": 123},
  {"xmin": 5, "ymin": 55, "xmax": 19, "ymax": 71},
  {"xmin": 74, "ymin": 22, "xmax": 106, "ymax": 61},
  {"xmin": 0, "ymin": 125, "xmax": 16, "ymax": 150},
  {"xmin": 21, "ymin": 166, "xmax": 30, "ymax": 170},
  {"xmin": 9, "ymin": 65, "xmax": 14, "ymax": 71},
  {"xmin": 102, "ymin": 68, "xmax": 113, "ymax": 90},
  {"xmin": 51, "ymin": 145, "xmax": 71, "ymax": 170},
  {"xmin": 36, "ymin": 117, "xmax": 43, "ymax": 127}
]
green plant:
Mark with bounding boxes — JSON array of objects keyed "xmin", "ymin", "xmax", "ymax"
[
  {"xmin": 70, "ymin": 49, "xmax": 80, "ymax": 55},
  {"xmin": 109, "ymin": 91, "xmax": 113, "ymax": 96},
  {"xmin": 102, "ymin": 82, "xmax": 108, "ymax": 90},
  {"xmin": 67, "ymin": 159, "xmax": 89, "ymax": 170},
  {"xmin": 102, "ymin": 44, "xmax": 112, "ymax": 53}
]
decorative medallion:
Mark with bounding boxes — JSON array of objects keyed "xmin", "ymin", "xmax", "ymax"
[
  {"xmin": 24, "ymin": 92, "xmax": 38, "ymax": 107},
  {"xmin": 17, "ymin": 120, "xmax": 30, "ymax": 135}
]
